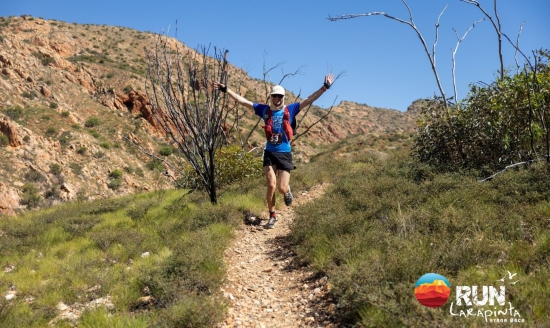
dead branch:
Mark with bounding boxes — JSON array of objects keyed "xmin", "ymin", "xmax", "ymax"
[
  {"xmin": 460, "ymin": 0, "xmax": 504, "ymax": 79},
  {"xmin": 514, "ymin": 22, "xmax": 525, "ymax": 75},
  {"xmin": 433, "ymin": 5, "xmax": 449, "ymax": 69},
  {"xmin": 296, "ymin": 70, "xmax": 345, "ymax": 131},
  {"xmin": 247, "ymin": 142, "xmax": 266, "ymax": 153},
  {"xmin": 293, "ymin": 96, "xmax": 338, "ymax": 142},
  {"xmin": 451, "ymin": 18, "xmax": 485, "ymax": 104},
  {"xmin": 461, "ymin": 0, "xmax": 534, "ymax": 74},
  {"xmin": 479, "ymin": 160, "xmax": 535, "ymax": 182},
  {"xmin": 328, "ymin": 0, "xmax": 449, "ymax": 108}
]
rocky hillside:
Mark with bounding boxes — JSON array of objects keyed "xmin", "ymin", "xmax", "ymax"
[{"xmin": 0, "ymin": 15, "xmax": 421, "ymax": 215}]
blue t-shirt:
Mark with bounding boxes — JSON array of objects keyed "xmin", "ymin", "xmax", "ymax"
[{"xmin": 253, "ymin": 102, "xmax": 300, "ymax": 153}]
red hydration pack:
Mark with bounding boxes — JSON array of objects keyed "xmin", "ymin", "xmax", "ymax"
[{"xmin": 263, "ymin": 106, "xmax": 294, "ymax": 142}]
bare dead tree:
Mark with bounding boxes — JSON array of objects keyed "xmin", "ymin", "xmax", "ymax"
[
  {"xmin": 460, "ymin": 0, "xmax": 534, "ymax": 77},
  {"xmin": 460, "ymin": 0, "xmax": 504, "ymax": 79},
  {"xmin": 144, "ymin": 30, "xmax": 230, "ymax": 204},
  {"xmin": 451, "ymin": 18, "xmax": 485, "ymax": 103},
  {"xmin": 328, "ymin": 0, "xmax": 450, "ymax": 108},
  {"xmin": 460, "ymin": 1, "xmax": 547, "ymax": 165}
]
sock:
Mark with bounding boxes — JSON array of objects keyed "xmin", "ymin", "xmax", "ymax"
[{"xmin": 269, "ymin": 211, "xmax": 276, "ymax": 218}]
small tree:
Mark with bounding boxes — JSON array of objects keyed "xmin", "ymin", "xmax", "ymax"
[{"xmin": 145, "ymin": 30, "xmax": 231, "ymax": 204}]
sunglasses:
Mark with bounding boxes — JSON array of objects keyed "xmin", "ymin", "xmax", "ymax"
[{"xmin": 271, "ymin": 94, "xmax": 284, "ymax": 99}]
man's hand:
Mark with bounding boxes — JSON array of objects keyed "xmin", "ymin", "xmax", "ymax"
[
  {"xmin": 323, "ymin": 73, "xmax": 334, "ymax": 89},
  {"xmin": 214, "ymin": 81, "xmax": 254, "ymax": 109},
  {"xmin": 213, "ymin": 81, "xmax": 227, "ymax": 93}
]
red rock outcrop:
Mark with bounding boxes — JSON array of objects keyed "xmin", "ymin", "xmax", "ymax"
[
  {"xmin": 0, "ymin": 183, "xmax": 20, "ymax": 216},
  {"xmin": 118, "ymin": 91, "xmax": 165, "ymax": 135},
  {"xmin": 0, "ymin": 117, "xmax": 23, "ymax": 147}
]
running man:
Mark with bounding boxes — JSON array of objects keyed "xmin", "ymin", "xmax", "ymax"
[{"xmin": 214, "ymin": 74, "xmax": 334, "ymax": 228}]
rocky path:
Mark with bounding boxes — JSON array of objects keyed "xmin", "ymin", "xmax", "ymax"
[{"xmin": 217, "ymin": 183, "xmax": 342, "ymax": 328}]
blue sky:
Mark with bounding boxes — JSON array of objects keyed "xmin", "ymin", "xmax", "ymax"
[{"xmin": 3, "ymin": 1, "xmax": 549, "ymax": 111}]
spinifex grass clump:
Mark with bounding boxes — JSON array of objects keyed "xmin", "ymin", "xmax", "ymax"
[
  {"xmin": 0, "ymin": 187, "xmax": 264, "ymax": 327},
  {"xmin": 289, "ymin": 151, "xmax": 550, "ymax": 327}
]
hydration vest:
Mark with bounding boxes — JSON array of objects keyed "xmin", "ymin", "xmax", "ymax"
[{"xmin": 263, "ymin": 106, "xmax": 296, "ymax": 142}]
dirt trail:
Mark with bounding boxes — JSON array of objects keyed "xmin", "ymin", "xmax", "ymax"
[{"xmin": 217, "ymin": 183, "xmax": 342, "ymax": 328}]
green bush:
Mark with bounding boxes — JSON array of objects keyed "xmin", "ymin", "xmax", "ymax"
[
  {"xmin": 21, "ymin": 91, "xmax": 38, "ymax": 99},
  {"xmin": 126, "ymin": 198, "xmax": 156, "ymax": 221},
  {"xmin": 20, "ymin": 183, "xmax": 41, "ymax": 208},
  {"xmin": 41, "ymin": 57, "xmax": 55, "ymax": 66},
  {"xmin": 44, "ymin": 185, "xmax": 60, "ymax": 199},
  {"xmin": 45, "ymin": 126, "xmax": 57, "ymax": 136},
  {"xmin": 178, "ymin": 145, "xmax": 262, "ymax": 190},
  {"xmin": 107, "ymin": 178, "xmax": 122, "ymax": 190},
  {"xmin": 0, "ymin": 134, "xmax": 8, "ymax": 147},
  {"xmin": 414, "ymin": 49, "xmax": 550, "ymax": 173},
  {"xmin": 146, "ymin": 158, "xmax": 164, "ymax": 171},
  {"xmin": 159, "ymin": 145, "xmax": 173, "ymax": 156},
  {"xmin": 85, "ymin": 116, "xmax": 100, "ymax": 127},
  {"xmin": 69, "ymin": 162, "xmax": 83, "ymax": 175},
  {"xmin": 58, "ymin": 132, "xmax": 71, "ymax": 147},
  {"xmin": 49, "ymin": 102, "xmax": 58, "ymax": 109},
  {"xmin": 24, "ymin": 169, "xmax": 45, "ymax": 182},
  {"xmin": 3, "ymin": 106, "xmax": 23, "ymax": 120},
  {"xmin": 109, "ymin": 169, "xmax": 123, "ymax": 179},
  {"xmin": 49, "ymin": 163, "xmax": 62, "ymax": 175},
  {"xmin": 32, "ymin": 51, "xmax": 55, "ymax": 66}
]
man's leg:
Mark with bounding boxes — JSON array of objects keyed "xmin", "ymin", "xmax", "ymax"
[
  {"xmin": 264, "ymin": 165, "xmax": 278, "ymax": 229},
  {"xmin": 264, "ymin": 165, "xmax": 277, "ymax": 212},
  {"xmin": 277, "ymin": 170, "xmax": 290, "ymax": 195},
  {"xmin": 278, "ymin": 170, "xmax": 293, "ymax": 206}
]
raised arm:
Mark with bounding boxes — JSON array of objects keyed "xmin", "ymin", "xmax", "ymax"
[
  {"xmin": 299, "ymin": 74, "xmax": 334, "ymax": 109},
  {"xmin": 213, "ymin": 81, "xmax": 254, "ymax": 110}
]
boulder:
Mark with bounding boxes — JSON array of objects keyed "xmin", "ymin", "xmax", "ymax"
[
  {"xmin": 60, "ymin": 183, "xmax": 76, "ymax": 200},
  {"xmin": 0, "ymin": 54, "xmax": 13, "ymax": 67},
  {"xmin": 0, "ymin": 117, "xmax": 23, "ymax": 147},
  {"xmin": 0, "ymin": 183, "xmax": 20, "ymax": 216},
  {"xmin": 41, "ymin": 85, "xmax": 52, "ymax": 97}
]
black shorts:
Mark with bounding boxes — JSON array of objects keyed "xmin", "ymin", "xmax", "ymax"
[{"xmin": 263, "ymin": 150, "xmax": 295, "ymax": 171}]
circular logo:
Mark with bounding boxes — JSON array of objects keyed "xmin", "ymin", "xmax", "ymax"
[{"xmin": 414, "ymin": 273, "xmax": 451, "ymax": 308}]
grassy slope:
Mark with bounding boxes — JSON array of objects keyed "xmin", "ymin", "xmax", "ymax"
[
  {"xmin": 290, "ymin": 150, "xmax": 550, "ymax": 327},
  {"xmin": 2, "ymin": 140, "xmax": 549, "ymax": 327},
  {"xmin": 0, "ymin": 180, "xmax": 265, "ymax": 327}
]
